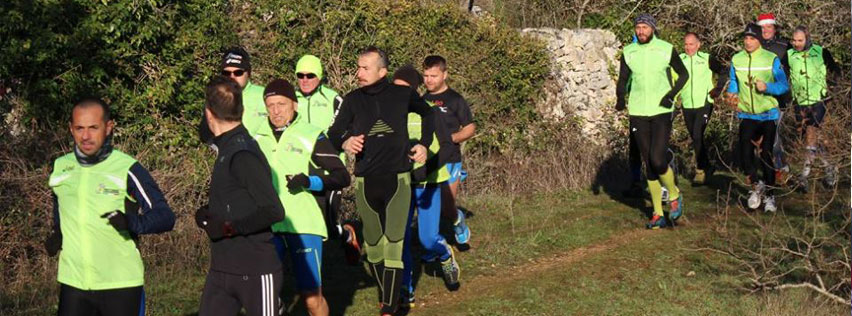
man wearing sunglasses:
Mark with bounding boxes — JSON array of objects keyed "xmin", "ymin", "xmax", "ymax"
[
  {"xmin": 220, "ymin": 47, "xmax": 267, "ymax": 136},
  {"xmin": 293, "ymin": 55, "xmax": 361, "ymax": 266}
]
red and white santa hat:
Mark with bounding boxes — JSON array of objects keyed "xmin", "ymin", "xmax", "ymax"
[{"xmin": 757, "ymin": 13, "xmax": 776, "ymax": 26}]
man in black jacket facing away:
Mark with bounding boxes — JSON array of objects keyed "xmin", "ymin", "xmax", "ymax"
[
  {"xmin": 195, "ymin": 76, "xmax": 285, "ymax": 316},
  {"xmin": 327, "ymin": 46, "xmax": 435, "ymax": 316}
]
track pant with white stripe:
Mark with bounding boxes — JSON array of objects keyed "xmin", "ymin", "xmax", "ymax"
[{"xmin": 199, "ymin": 269, "xmax": 282, "ymax": 316}]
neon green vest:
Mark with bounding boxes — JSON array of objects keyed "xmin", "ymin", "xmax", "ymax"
[
  {"xmin": 679, "ymin": 52, "xmax": 715, "ymax": 109},
  {"xmin": 732, "ymin": 47, "xmax": 779, "ymax": 114},
  {"xmin": 408, "ymin": 101, "xmax": 450, "ymax": 184},
  {"xmin": 296, "ymin": 85, "xmax": 341, "ymax": 132},
  {"xmin": 48, "ymin": 150, "xmax": 143, "ymax": 290},
  {"xmin": 788, "ymin": 45, "xmax": 827, "ymax": 106},
  {"xmin": 254, "ymin": 115, "xmax": 328, "ymax": 238},
  {"xmin": 624, "ymin": 37, "xmax": 676, "ymax": 117},
  {"xmin": 242, "ymin": 81, "xmax": 268, "ymax": 136}
]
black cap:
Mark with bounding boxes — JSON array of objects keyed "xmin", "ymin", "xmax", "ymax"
[
  {"xmin": 392, "ymin": 64, "xmax": 423, "ymax": 88},
  {"xmin": 221, "ymin": 47, "xmax": 251, "ymax": 71},
  {"xmin": 264, "ymin": 79, "xmax": 297, "ymax": 102},
  {"xmin": 743, "ymin": 23, "xmax": 761, "ymax": 39}
]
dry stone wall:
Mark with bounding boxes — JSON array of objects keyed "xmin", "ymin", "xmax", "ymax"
[{"xmin": 521, "ymin": 28, "xmax": 623, "ymax": 141}]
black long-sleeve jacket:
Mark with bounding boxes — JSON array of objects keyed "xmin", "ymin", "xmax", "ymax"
[
  {"xmin": 207, "ymin": 124, "xmax": 285, "ymax": 274},
  {"xmin": 327, "ymin": 79, "xmax": 435, "ymax": 177}
]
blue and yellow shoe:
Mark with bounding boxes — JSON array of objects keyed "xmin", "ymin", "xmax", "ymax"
[
  {"xmin": 646, "ymin": 215, "xmax": 667, "ymax": 230},
  {"xmin": 454, "ymin": 209, "xmax": 471, "ymax": 244},
  {"xmin": 669, "ymin": 195, "xmax": 683, "ymax": 221}
]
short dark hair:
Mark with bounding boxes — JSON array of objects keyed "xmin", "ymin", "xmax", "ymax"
[
  {"xmin": 684, "ymin": 32, "xmax": 701, "ymax": 42},
  {"xmin": 205, "ymin": 75, "xmax": 243, "ymax": 122},
  {"xmin": 359, "ymin": 46, "xmax": 389, "ymax": 69},
  {"xmin": 71, "ymin": 97, "xmax": 111, "ymax": 122},
  {"xmin": 423, "ymin": 55, "xmax": 447, "ymax": 72}
]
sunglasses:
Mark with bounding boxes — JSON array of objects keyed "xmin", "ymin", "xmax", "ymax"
[
  {"xmin": 296, "ymin": 73, "xmax": 317, "ymax": 79},
  {"xmin": 221, "ymin": 69, "xmax": 246, "ymax": 77}
]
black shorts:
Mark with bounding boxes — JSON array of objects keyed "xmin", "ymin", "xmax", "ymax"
[
  {"xmin": 794, "ymin": 102, "xmax": 826, "ymax": 127},
  {"xmin": 199, "ymin": 269, "xmax": 283, "ymax": 316},
  {"xmin": 58, "ymin": 284, "xmax": 144, "ymax": 316}
]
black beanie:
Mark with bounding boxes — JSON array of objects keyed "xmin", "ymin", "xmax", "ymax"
[
  {"xmin": 221, "ymin": 47, "xmax": 251, "ymax": 71},
  {"xmin": 264, "ymin": 79, "xmax": 297, "ymax": 102},
  {"xmin": 392, "ymin": 64, "xmax": 423, "ymax": 88},
  {"xmin": 743, "ymin": 23, "xmax": 761, "ymax": 39}
]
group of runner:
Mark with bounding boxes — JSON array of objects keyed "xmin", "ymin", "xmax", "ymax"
[
  {"xmin": 46, "ymin": 44, "xmax": 475, "ymax": 315},
  {"xmin": 618, "ymin": 12, "xmax": 839, "ymax": 229},
  {"xmin": 42, "ymin": 10, "xmax": 839, "ymax": 316}
]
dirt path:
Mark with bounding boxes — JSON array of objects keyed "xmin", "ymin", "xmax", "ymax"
[
  {"xmin": 415, "ymin": 227, "xmax": 656, "ymax": 308},
  {"xmin": 414, "ymin": 212, "xmax": 709, "ymax": 311}
]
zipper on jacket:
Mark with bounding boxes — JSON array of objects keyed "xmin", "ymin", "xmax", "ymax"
[
  {"xmin": 748, "ymin": 53, "xmax": 755, "ymax": 113},
  {"xmin": 690, "ymin": 56, "xmax": 694, "ymax": 108}
]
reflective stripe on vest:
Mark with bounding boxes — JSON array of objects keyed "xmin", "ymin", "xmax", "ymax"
[
  {"xmin": 49, "ymin": 150, "xmax": 143, "ymax": 290},
  {"xmin": 732, "ymin": 47, "xmax": 779, "ymax": 114},
  {"xmin": 624, "ymin": 37, "xmax": 675, "ymax": 117},
  {"xmin": 679, "ymin": 52, "xmax": 715, "ymax": 109},
  {"xmin": 296, "ymin": 85, "xmax": 341, "ymax": 132},
  {"xmin": 788, "ymin": 45, "xmax": 827, "ymax": 106},
  {"xmin": 254, "ymin": 115, "xmax": 328, "ymax": 238}
]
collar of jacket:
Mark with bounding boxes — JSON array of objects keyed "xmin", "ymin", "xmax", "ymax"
[{"xmin": 74, "ymin": 134, "xmax": 114, "ymax": 166}]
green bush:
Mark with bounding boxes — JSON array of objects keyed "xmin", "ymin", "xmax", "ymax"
[{"xmin": 237, "ymin": 0, "xmax": 550, "ymax": 154}]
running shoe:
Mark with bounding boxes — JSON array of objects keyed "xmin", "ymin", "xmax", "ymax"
[
  {"xmin": 692, "ymin": 169, "xmax": 706, "ymax": 185},
  {"xmin": 763, "ymin": 195, "xmax": 777, "ymax": 213},
  {"xmin": 646, "ymin": 214, "xmax": 667, "ymax": 230},
  {"xmin": 399, "ymin": 289, "xmax": 416, "ymax": 310},
  {"xmin": 661, "ymin": 187, "xmax": 669, "ymax": 203},
  {"xmin": 440, "ymin": 249, "xmax": 461, "ymax": 291},
  {"xmin": 823, "ymin": 165, "xmax": 838, "ymax": 188},
  {"xmin": 669, "ymin": 194, "xmax": 683, "ymax": 221},
  {"xmin": 342, "ymin": 223, "xmax": 361, "ymax": 266},
  {"xmin": 747, "ymin": 181, "xmax": 765, "ymax": 210},
  {"xmin": 453, "ymin": 209, "xmax": 471, "ymax": 245}
]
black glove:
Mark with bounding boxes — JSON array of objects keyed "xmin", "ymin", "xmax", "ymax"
[
  {"xmin": 286, "ymin": 174, "xmax": 311, "ymax": 192},
  {"xmin": 44, "ymin": 230, "xmax": 62, "ymax": 257},
  {"xmin": 659, "ymin": 94, "xmax": 674, "ymax": 109},
  {"xmin": 195, "ymin": 205, "xmax": 210, "ymax": 228},
  {"xmin": 101, "ymin": 210, "xmax": 129, "ymax": 232},
  {"xmin": 195, "ymin": 205, "xmax": 233, "ymax": 240},
  {"xmin": 411, "ymin": 166, "xmax": 428, "ymax": 183},
  {"xmin": 709, "ymin": 87, "xmax": 722, "ymax": 99},
  {"xmin": 615, "ymin": 99, "xmax": 626, "ymax": 111}
]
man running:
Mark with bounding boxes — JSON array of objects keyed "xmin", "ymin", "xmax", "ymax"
[
  {"xmin": 253, "ymin": 79, "xmax": 351, "ymax": 316},
  {"xmin": 679, "ymin": 32, "xmax": 727, "ymax": 185},
  {"xmin": 615, "ymin": 13, "xmax": 688, "ymax": 229},
  {"xmin": 199, "ymin": 47, "xmax": 267, "ymax": 143},
  {"xmin": 787, "ymin": 26, "xmax": 841, "ymax": 189},
  {"xmin": 422, "ymin": 55, "xmax": 473, "ymax": 246},
  {"xmin": 293, "ymin": 54, "xmax": 361, "ymax": 264},
  {"xmin": 327, "ymin": 46, "xmax": 434, "ymax": 316},
  {"xmin": 757, "ymin": 13, "xmax": 792, "ymax": 184},
  {"xmin": 196, "ymin": 76, "xmax": 286, "ymax": 316},
  {"xmin": 726, "ymin": 23, "xmax": 790, "ymax": 212},
  {"xmin": 393, "ymin": 65, "xmax": 461, "ymax": 309},
  {"xmin": 46, "ymin": 97, "xmax": 175, "ymax": 315}
]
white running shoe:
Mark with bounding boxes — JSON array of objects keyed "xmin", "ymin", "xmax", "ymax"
[
  {"xmin": 661, "ymin": 187, "xmax": 669, "ymax": 203},
  {"xmin": 763, "ymin": 195, "xmax": 777, "ymax": 212},
  {"xmin": 747, "ymin": 181, "xmax": 765, "ymax": 209}
]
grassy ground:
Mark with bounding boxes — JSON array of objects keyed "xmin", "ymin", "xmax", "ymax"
[{"xmin": 10, "ymin": 173, "xmax": 849, "ymax": 315}]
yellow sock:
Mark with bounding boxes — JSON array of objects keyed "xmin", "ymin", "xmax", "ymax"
[
  {"xmin": 659, "ymin": 168, "xmax": 680, "ymax": 201},
  {"xmin": 647, "ymin": 180, "xmax": 663, "ymax": 216}
]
